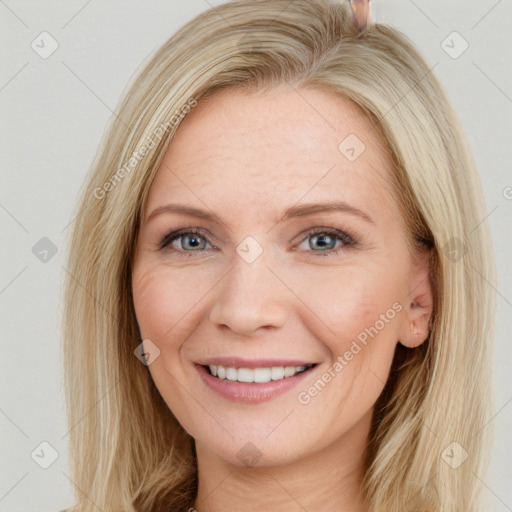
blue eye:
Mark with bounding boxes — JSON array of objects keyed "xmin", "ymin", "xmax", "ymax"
[
  {"xmin": 299, "ymin": 228, "xmax": 355, "ymax": 254},
  {"xmin": 159, "ymin": 227, "xmax": 356, "ymax": 256},
  {"xmin": 159, "ymin": 229, "xmax": 212, "ymax": 253}
]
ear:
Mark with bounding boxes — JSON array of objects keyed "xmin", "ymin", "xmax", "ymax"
[{"xmin": 399, "ymin": 248, "xmax": 434, "ymax": 349}]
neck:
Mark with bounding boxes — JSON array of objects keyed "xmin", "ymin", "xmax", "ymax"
[{"xmin": 192, "ymin": 411, "xmax": 371, "ymax": 512}]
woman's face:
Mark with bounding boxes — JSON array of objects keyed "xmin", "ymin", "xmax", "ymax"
[{"xmin": 132, "ymin": 86, "xmax": 432, "ymax": 468}]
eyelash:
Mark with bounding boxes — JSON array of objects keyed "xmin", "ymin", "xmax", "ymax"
[{"xmin": 158, "ymin": 226, "xmax": 357, "ymax": 257}]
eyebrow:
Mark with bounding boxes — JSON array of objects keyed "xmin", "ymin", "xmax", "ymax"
[{"xmin": 144, "ymin": 200, "xmax": 375, "ymax": 226}]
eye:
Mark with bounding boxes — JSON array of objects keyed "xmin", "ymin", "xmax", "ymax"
[
  {"xmin": 159, "ymin": 228, "xmax": 214, "ymax": 254},
  {"xmin": 297, "ymin": 227, "xmax": 356, "ymax": 255},
  {"xmin": 158, "ymin": 226, "xmax": 357, "ymax": 256}
]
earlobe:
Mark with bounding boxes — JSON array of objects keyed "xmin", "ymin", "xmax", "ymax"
[{"xmin": 399, "ymin": 250, "xmax": 434, "ymax": 349}]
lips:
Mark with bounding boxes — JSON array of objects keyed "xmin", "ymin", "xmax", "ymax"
[{"xmin": 193, "ymin": 356, "xmax": 320, "ymax": 403}]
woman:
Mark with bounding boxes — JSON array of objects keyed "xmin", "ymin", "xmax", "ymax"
[{"xmin": 61, "ymin": 1, "xmax": 495, "ymax": 511}]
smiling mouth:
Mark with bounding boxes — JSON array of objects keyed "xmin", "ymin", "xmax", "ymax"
[{"xmin": 203, "ymin": 363, "xmax": 317, "ymax": 383}]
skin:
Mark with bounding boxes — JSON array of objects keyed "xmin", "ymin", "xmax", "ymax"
[{"xmin": 131, "ymin": 85, "xmax": 433, "ymax": 512}]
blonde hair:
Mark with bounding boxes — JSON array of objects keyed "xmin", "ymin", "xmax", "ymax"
[{"xmin": 61, "ymin": 1, "xmax": 495, "ymax": 511}]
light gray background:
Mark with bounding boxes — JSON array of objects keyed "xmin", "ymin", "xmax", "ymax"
[{"xmin": 1, "ymin": 1, "xmax": 511, "ymax": 510}]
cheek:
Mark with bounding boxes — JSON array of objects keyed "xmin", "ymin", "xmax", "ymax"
[
  {"xmin": 132, "ymin": 261, "xmax": 219, "ymax": 349},
  {"xmin": 294, "ymin": 262, "xmax": 405, "ymax": 338},
  {"xmin": 131, "ymin": 262, "xmax": 217, "ymax": 435},
  {"xmin": 291, "ymin": 271, "xmax": 403, "ymax": 426},
  {"xmin": 290, "ymin": 263, "xmax": 405, "ymax": 384}
]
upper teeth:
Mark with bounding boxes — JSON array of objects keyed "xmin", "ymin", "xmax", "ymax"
[{"xmin": 209, "ymin": 365, "xmax": 311, "ymax": 383}]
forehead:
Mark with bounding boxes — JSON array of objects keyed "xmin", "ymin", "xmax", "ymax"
[{"xmin": 145, "ymin": 86, "xmax": 397, "ymax": 222}]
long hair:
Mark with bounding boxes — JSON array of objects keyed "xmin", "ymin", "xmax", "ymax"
[{"xmin": 60, "ymin": 1, "xmax": 495, "ymax": 510}]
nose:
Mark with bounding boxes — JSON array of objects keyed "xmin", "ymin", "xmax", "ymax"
[{"xmin": 208, "ymin": 252, "xmax": 289, "ymax": 337}]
